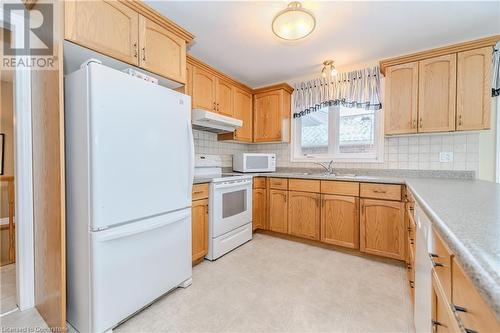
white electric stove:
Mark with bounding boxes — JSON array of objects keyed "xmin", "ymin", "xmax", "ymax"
[{"xmin": 194, "ymin": 155, "xmax": 253, "ymax": 260}]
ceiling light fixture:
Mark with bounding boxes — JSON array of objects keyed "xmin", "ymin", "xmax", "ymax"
[
  {"xmin": 321, "ymin": 60, "xmax": 338, "ymax": 78},
  {"xmin": 272, "ymin": 2, "xmax": 316, "ymax": 41}
]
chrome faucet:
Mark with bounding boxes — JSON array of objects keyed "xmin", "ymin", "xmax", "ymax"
[{"xmin": 313, "ymin": 160, "xmax": 334, "ymax": 175}]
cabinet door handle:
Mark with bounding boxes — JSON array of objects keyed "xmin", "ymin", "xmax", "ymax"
[
  {"xmin": 464, "ymin": 329, "xmax": 478, "ymax": 333},
  {"xmin": 453, "ymin": 305, "xmax": 468, "ymax": 313},
  {"xmin": 458, "ymin": 114, "xmax": 463, "ymax": 126},
  {"xmin": 142, "ymin": 47, "xmax": 146, "ymax": 61},
  {"xmin": 412, "ymin": 119, "xmax": 416, "ymax": 128},
  {"xmin": 432, "ymin": 320, "xmax": 444, "ymax": 328},
  {"xmin": 133, "ymin": 42, "xmax": 138, "ymax": 58}
]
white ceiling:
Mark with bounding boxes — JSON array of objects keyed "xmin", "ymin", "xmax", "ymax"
[{"xmin": 147, "ymin": 1, "xmax": 500, "ymax": 88}]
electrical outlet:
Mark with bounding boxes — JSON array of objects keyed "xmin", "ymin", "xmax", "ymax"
[{"xmin": 439, "ymin": 152, "xmax": 454, "ymax": 162}]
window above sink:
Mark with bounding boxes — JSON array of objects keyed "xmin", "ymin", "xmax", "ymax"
[{"xmin": 292, "ymin": 105, "xmax": 384, "ymax": 163}]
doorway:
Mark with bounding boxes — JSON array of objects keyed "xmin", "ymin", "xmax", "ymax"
[{"xmin": 0, "ymin": 26, "xmax": 17, "ymax": 315}]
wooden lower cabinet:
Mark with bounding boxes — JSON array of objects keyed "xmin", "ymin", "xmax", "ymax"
[
  {"xmin": 252, "ymin": 188, "xmax": 266, "ymax": 231},
  {"xmin": 452, "ymin": 260, "xmax": 500, "ymax": 333},
  {"xmin": 191, "ymin": 199, "xmax": 208, "ymax": 263},
  {"xmin": 432, "ymin": 276, "xmax": 461, "ymax": 333},
  {"xmin": 321, "ymin": 195, "xmax": 359, "ymax": 249},
  {"xmin": 360, "ymin": 199, "xmax": 405, "ymax": 260},
  {"xmin": 268, "ymin": 189, "xmax": 288, "ymax": 233},
  {"xmin": 288, "ymin": 191, "xmax": 320, "ymax": 240}
]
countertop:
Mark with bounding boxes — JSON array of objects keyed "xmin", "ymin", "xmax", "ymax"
[{"xmin": 193, "ymin": 172, "xmax": 500, "ymax": 317}]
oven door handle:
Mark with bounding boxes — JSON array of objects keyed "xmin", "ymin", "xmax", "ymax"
[{"xmin": 213, "ymin": 181, "xmax": 252, "ymax": 190}]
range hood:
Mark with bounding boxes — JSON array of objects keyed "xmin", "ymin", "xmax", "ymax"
[{"xmin": 191, "ymin": 108, "xmax": 242, "ymax": 133}]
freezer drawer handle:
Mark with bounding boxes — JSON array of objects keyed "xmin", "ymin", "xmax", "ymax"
[{"xmin": 96, "ymin": 210, "xmax": 190, "ymax": 242}]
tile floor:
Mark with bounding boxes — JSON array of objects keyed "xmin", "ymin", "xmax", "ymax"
[
  {"xmin": 0, "ymin": 264, "xmax": 17, "ymax": 314},
  {"xmin": 0, "ymin": 307, "xmax": 48, "ymax": 330},
  {"xmin": 116, "ymin": 233, "xmax": 414, "ymax": 333}
]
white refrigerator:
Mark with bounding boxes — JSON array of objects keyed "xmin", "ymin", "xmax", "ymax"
[{"xmin": 65, "ymin": 62, "xmax": 194, "ymax": 333}]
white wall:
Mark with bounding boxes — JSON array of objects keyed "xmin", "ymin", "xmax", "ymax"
[{"xmin": 478, "ymin": 98, "xmax": 498, "ymax": 181}]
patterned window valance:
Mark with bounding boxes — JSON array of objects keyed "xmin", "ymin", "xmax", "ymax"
[
  {"xmin": 493, "ymin": 42, "xmax": 499, "ymax": 97},
  {"xmin": 293, "ymin": 66, "xmax": 382, "ymax": 119}
]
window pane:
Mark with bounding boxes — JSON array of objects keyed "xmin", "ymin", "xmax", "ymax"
[
  {"xmin": 338, "ymin": 107, "xmax": 376, "ymax": 154},
  {"xmin": 300, "ymin": 108, "xmax": 329, "ymax": 154}
]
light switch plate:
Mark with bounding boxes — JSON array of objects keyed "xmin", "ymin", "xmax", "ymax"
[{"xmin": 439, "ymin": 152, "xmax": 454, "ymax": 162}]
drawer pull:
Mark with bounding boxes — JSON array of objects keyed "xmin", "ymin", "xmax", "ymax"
[
  {"xmin": 193, "ymin": 191, "xmax": 204, "ymax": 195},
  {"xmin": 432, "ymin": 320, "xmax": 443, "ymax": 327},
  {"xmin": 453, "ymin": 305, "xmax": 468, "ymax": 313},
  {"xmin": 432, "ymin": 262, "xmax": 444, "ymax": 268},
  {"xmin": 429, "ymin": 253, "xmax": 439, "ymax": 258},
  {"xmin": 373, "ymin": 190, "xmax": 387, "ymax": 194}
]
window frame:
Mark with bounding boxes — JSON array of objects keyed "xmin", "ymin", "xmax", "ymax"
[{"xmin": 291, "ymin": 105, "xmax": 385, "ymax": 163}]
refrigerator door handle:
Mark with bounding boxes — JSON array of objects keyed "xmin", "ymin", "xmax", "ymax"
[
  {"xmin": 95, "ymin": 209, "xmax": 190, "ymax": 242},
  {"xmin": 187, "ymin": 120, "xmax": 195, "ymax": 187}
]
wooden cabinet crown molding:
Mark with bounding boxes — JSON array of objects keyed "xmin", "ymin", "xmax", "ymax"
[
  {"xmin": 122, "ymin": 0, "xmax": 194, "ymax": 43},
  {"xmin": 253, "ymin": 82, "xmax": 294, "ymax": 95},
  {"xmin": 187, "ymin": 55, "xmax": 253, "ymax": 93},
  {"xmin": 380, "ymin": 34, "xmax": 500, "ymax": 75}
]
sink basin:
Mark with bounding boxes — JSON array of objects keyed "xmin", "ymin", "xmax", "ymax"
[
  {"xmin": 290, "ymin": 172, "xmax": 358, "ymax": 178},
  {"xmin": 332, "ymin": 173, "xmax": 357, "ymax": 178}
]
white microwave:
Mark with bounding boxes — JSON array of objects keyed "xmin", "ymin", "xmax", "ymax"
[{"xmin": 233, "ymin": 153, "xmax": 276, "ymax": 173}]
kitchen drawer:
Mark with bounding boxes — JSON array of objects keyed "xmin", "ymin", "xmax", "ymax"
[
  {"xmin": 452, "ymin": 261, "xmax": 500, "ymax": 333},
  {"xmin": 253, "ymin": 177, "xmax": 266, "ymax": 189},
  {"xmin": 269, "ymin": 178, "xmax": 288, "ymax": 190},
  {"xmin": 289, "ymin": 179, "xmax": 320, "ymax": 193},
  {"xmin": 430, "ymin": 229, "xmax": 453, "ymax": 302},
  {"xmin": 321, "ymin": 180, "xmax": 359, "ymax": 196},
  {"xmin": 360, "ymin": 183, "xmax": 402, "ymax": 201},
  {"xmin": 192, "ymin": 183, "xmax": 209, "ymax": 200}
]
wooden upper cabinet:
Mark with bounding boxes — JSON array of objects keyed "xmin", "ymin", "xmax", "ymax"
[
  {"xmin": 418, "ymin": 54, "xmax": 457, "ymax": 133},
  {"xmin": 233, "ymin": 88, "xmax": 253, "ymax": 142},
  {"xmin": 456, "ymin": 47, "xmax": 492, "ymax": 131},
  {"xmin": 321, "ymin": 195, "xmax": 359, "ymax": 249},
  {"xmin": 268, "ymin": 189, "xmax": 288, "ymax": 234},
  {"xmin": 65, "ymin": 1, "xmax": 139, "ymax": 65},
  {"xmin": 253, "ymin": 87, "xmax": 292, "ymax": 143},
  {"xmin": 138, "ymin": 15, "xmax": 186, "ymax": 83},
  {"xmin": 288, "ymin": 191, "xmax": 320, "ymax": 240},
  {"xmin": 215, "ymin": 78, "xmax": 234, "ymax": 117},
  {"xmin": 64, "ymin": 1, "xmax": 193, "ymax": 83},
  {"xmin": 360, "ymin": 199, "xmax": 405, "ymax": 260},
  {"xmin": 384, "ymin": 62, "xmax": 419, "ymax": 135},
  {"xmin": 192, "ymin": 67, "xmax": 216, "ymax": 111},
  {"xmin": 185, "ymin": 63, "xmax": 193, "ymax": 101}
]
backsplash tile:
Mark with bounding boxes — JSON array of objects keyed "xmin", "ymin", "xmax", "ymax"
[
  {"xmin": 193, "ymin": 130, "xmax": 246, "ymax": 167},
  {"xmin": 193, "ymin": 129, "xmax": 479, "ymax": 176},
  {"xmin": 247, "ymin": 132, "xmax": 479, "ymax": 175}
]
